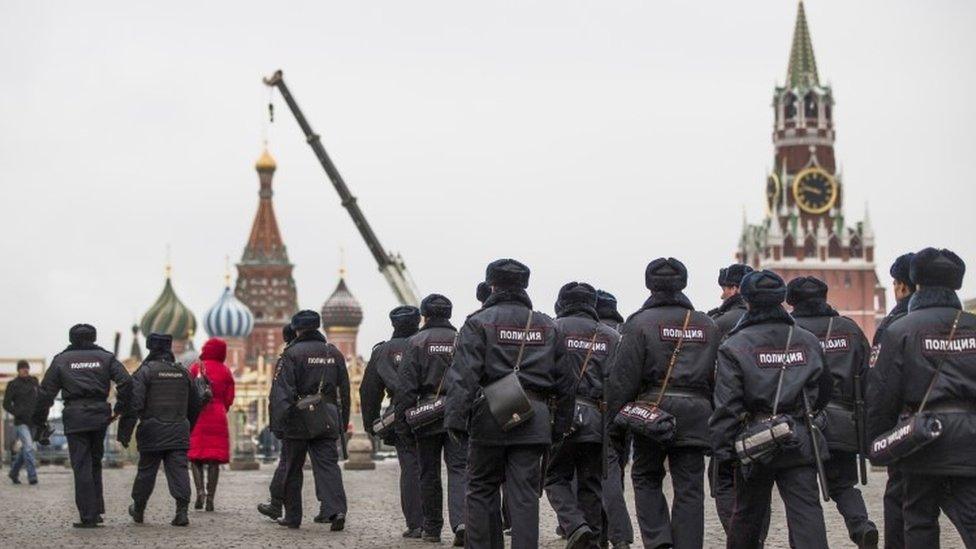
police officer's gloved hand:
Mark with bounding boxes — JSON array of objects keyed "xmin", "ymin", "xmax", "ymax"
[
  {"xmin": 117, "ymin": 433, "xmax": 131, "ymax": 449},
  {"xmin": 272, "ymin": 429, "xmax": 284, "ymax": 440}
]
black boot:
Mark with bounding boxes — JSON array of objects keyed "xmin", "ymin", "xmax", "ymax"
[
  {"xmin": 171, "ymin": 501, "xmax": 189, "ymax": 527},
  {"xmin": 566, "ymin": 524, "xmax": 595, "ymax": 549},
  {"xmin": 128, "ymin": 501, "xmax": 146, "ymax": 524},
  {"xmin": 205, "ymin": 463, "xmax": 219, "ymax": 512},
  {"xmin": 330, "ymin": 513, "xmax": 345, "ymax": 532},
  {"xmin": 191, "ymin": 462, "xmax": 205, "ymax": 510},
  {"xmin": 258, "ymin": 500, "xmax": 283, "ymax": 520},
  {"xmin": 453, "ymin": 524, "xmax": 466, "ymax": 547}
]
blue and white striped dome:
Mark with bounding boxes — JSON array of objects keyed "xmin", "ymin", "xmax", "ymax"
[{"xmin": 204, "ymin": 286, "xmax": 254, "ymax": 339}]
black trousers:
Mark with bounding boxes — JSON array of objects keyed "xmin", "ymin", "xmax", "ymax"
[
  {"xmin": 396, "ymin": 439, "xmax": 424, "ymax": 531},
  {"xmin": 417, "ymin": 432, "xmax": 468, "ymax": 535},
  {"xmin": 712, "ymin": 458, "xmax": 771, "ymax": 543},
  {"xmin": 883, "ymin": 467, "xmax": 905, "ymax": 549},
  {"xmin": 545, "ymin": 440, "xmax": 602, "ymax": 540},
  {"xmin": 466, "ymin": 443, "xmax": 545, "ymax": 549},
  {"xmin": 632, "ymin": 441, "xmax": 705, "ymax": 549},
  {"xmin": 902, "ymin": 473, "xmax": 976, "ymax": 548},
  {"xmin": 728, "ymin": 464, "xmax": 828, "ymax": 549},
  {"xmin": 824, "ymin": 451, "xmax": 874, "ymax": 541},
  {"xmin": 132, "ymin": 449, "xmax": 191, "ymax": 506},
  {"xmin": 282, "ymin": 436, "xmax": 347, "ymax": 525},
  {"xmin": 66, "ymin": 428, "xmax": 106, "ymax": 523},
  {"xmin": 602, "ymin": 441, "xmax": 634, "ymax": 546}
]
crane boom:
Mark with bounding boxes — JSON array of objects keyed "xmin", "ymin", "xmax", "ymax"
[{"xmin": 263, "ymin": 70, "xmax": 420, "ymax": 307}]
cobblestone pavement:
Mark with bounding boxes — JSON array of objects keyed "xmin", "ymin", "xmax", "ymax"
[{"xmin": 0, "ymin": 459, "xmax": 963, "ymax": 548}]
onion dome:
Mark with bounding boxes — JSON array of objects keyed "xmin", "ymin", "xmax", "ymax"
[
  {"xmin": 321, "ymin": 276, "xmax": 363, "ymax": 329},
  {"xmin": 204, "ymin": 285, "xmax": 255, "ymax": 338},
  {"xmin": 255, "ymin": 147, "xmax": 276, "ymax": 172},
  {"xmin": 141, "ymin": 269, "xmax": 197, "ymax": 341}
]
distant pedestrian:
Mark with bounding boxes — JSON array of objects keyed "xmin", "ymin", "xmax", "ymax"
[
  {"xmin": 188, "ymin": 337, "xmax": 236, "ymax": 511},
  {"xmin": 4, "ymin": 360, "xmax": 39, "ymax": 485}
]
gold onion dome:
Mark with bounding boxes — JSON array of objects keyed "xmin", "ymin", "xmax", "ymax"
[
  {"xmin": 255, "ymin": 148, "xmax": 276, "ymax": 171},
  {"xmin": 321, "ymin": 277, "xmax": 363, "ymax": 329},
  {"xmin": 141, "ymin": 274, "xmax": 197, "ymax": 341}
]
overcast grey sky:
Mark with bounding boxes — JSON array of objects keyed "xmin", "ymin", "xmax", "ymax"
[{"xmin": 1, "ymin": 1, "xmax": 974, "ymax": 361}]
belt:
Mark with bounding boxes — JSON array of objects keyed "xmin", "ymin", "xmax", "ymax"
[
  {"xmin": 923, "ymin": 402, "xmax": 976, "ymax": 414},
  {"xmin": 297, "ymin": 394, "xmax": 337, "ymax": 405},
  {"xmin": 575, "ymin": 396, "xmax": 604, "ymax": 409},
  {"xmin": 524, "ymin": 390, "xmax": 547, "ymax": 403},
  {"xmin": 65, "ymin": 398, "xmax": 106, "ymax": 407},
  {"xmin": 826, "ymin": 401, "xmax": 854, "ymax": 412},
  {"xmin": 640, "ymin": 387, "xmax": 707, "ymax": 400}
]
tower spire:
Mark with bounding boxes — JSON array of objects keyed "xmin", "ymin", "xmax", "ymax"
[{"xmin": 786, "ymin": 1, "xmax": 820, "ymax": 88}]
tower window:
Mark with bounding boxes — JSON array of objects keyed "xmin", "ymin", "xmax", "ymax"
[
  {"xmin": 803, "ymin": 234, "xmax": 816, "ymax": 258},
  {"xmin": 784, "ymin": 93, "xmax": 797, "ymax": 120},
  {"xmin": 804, "ymin": 93, "xmax": 818, "ymax": 119},
  {"xmin": 828, "ymin": 235, "xmax": 841, "ymax": 258}
]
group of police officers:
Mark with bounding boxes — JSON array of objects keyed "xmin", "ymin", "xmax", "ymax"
[{"xmin": 22, "ymin": 248, "xmax": 975, "ymax": 548}]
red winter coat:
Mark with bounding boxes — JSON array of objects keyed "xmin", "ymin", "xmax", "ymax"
[{"xmin": 188, "ymin": 338, "xmax": 235, "ymax": 463}]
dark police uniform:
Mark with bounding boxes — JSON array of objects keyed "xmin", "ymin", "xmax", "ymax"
[
  {"xmin": 788, "ymin": 277, "xmax": 878, "ymax": 546},
  {"xmin": 396, "ymin": 297, "xmax": 466, "ymax": 544},
  {"xmin": 444, "ymin": 259, "xmax": 573, "ymax": 549},
  {"xmin": 710, "ymin": 270, "xmax": 832, "ymax": 549},
  {"xmin": 607, "ymin": 259, "xmax": 720, "ymax": 549},
  {"xmin": 710, "ymin": 293, "xmax": 748, "ymax": 340},
  {"xmin": 360, "ymin": 305, "xmax": 423, "ymax": 537},
  {"xmin": 119, "ymin": 343, "xmax": 203, "ymax": 525},
  {"xmin": 545, "ymin": 283, "xmax": 619, "ymax": 547},
  {"xmin": 271, "ymin": 321, "xmax": 350, "ymax": 528},
  {"xmin": 867, "ymin": 248, "xmax": 976, "ymax": 547},
  {"xmin": 33, "ymin": 324, "xmax": 131, "ymax": 527}
]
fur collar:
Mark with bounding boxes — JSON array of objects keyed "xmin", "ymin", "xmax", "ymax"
[
  {"xmin": 889, "ymin": 295, "xmax": 911, "ymax": 318},
  {"xmin": 790, "ymin": 299, "xmax": 838, "ymax": 318},
  {"xmin": 143, "ymin": 350, "xmax": 175, "ymax": 363},
  {"xmin": 729, "ymin": 305, "xmax": 794, "ymax": 335},
  {"xmin": 557, "ymin": 302, "xmax": 599, "ymax": 321},
  {"xmin": 421, "ymin": 317, "xmax": 456, "ymax": 332},
  {"xmin": 718, "ymin": 293, "xmax": 746, "ymax": 314},
  {"xmin": 63, "ymin": 342, "xmax": 106, "ymax": 353},
  {"xmin": 295, "ymin": 330, "xmax": 328, "ymax": 344},
  {"xmin": 392, "ymin": 325, "xmax": 419, "ymax": 339},
  {"xmin": 484, "ymin": 289, "xmax": 533, "ymax": 310},
  {"xmin": 641, "ymin": 291, "xmax": 694, "ymax": 311},
  {"xmin": 909, "ymin": 287, "xmax": 962, "ymax": 312}
]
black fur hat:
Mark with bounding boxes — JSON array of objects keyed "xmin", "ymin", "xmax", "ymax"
[
  {"xmin": 596, "ymin": 290, "xmax": 622, "ymax": 321},
  {"xmin": 786, "ymin": 276, "xmax": 829, "ymax": 306},
  {"xmin": 420, "ymin": 294, "xmax": 453, "ymax": 319},
  {"xmin": 740, "ymin": 270, "xmax": 787, "ymax": 307},
  {"xmin": 486, "ymin": 259, "xmax": 530, "ymax": 290},
  {"xmin": 68, "ymin": 324, "xmax": 97, "ymax": 345},
  {"xmin": 146, "ymin": 333, "xmax": 173, "ymax": 352},
  {"xmin": 291, "ymin": 310, "xmax": 321, "ymax": 331},
  {"xmin": 722, "ymin": 264, "xmax": 754, "ymax": 287},
  {"xmin": 910, "ymin": 248, "xmax": 966, "ymax": 290},
  {"xmin": 389, "ymin": 305, "xmax": 421, "ymax": 327},
  {"xmin": 476, "ymin": 282, "xmax": 491, "ymax": 304},
  {"xmin": 557, "ymin": 282, "xmax": 597, "ymax": 308},
  {"xmin": 717, "ymin": 267, "xmax": 728, "ymax": 287},
  {"xmin": 645, "ymin": 258, "xmax": 688, "ymax": 291},
  {"xmin": 16, "ymin": 360, "xmax": 30, "ymax": 371},
  {"xmin": 890, "ymin": 253, "xmax": 916, "ymax": 289},
  {"xmin": 282, "ymin": 324, "xmax": 297, "ymax": 345}
]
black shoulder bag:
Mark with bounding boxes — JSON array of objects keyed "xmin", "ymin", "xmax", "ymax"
[
  {"xmin": 566, "ymin": 329, "xmax": 601, "ymax": 437},
  {"xmin": 613, "ymin": 310, "xmax": 691, "ymax": 444},
  {"xmin": 296, "ymin": 361, "xmax": 337, "ymax": 440},
  {"xmin": 405, "ymin": 332, "xmax": 459, "ymax": 429},
  {"xmin": 734, "ymin": 326, "xmax": 801, "ymax": 465},
  {"xmin": 193, "ymin": 361, "xmax": 213, "ymax": 406},
  {"xmin": 869, "ymin": 310, "xmax": 963, "ymax": 466},
  {"xmin": 483, "ymin": 313, "xmax": 536, "ymax": 432}
]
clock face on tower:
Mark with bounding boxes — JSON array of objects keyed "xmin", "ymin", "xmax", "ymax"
[
  {"xmin": 792, "ymin": 167, "xmax": 838, "ymax": 214},
  {"xmin": 766, "ymin": 173, "xmax": 781, "ymax": 215}
]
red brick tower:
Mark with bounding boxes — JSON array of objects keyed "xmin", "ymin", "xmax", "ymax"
[
  {"xmin": 235, "ymin": 148, "xmax": 299, "ymax": 366},
  {"xmin": 736, "ymin": 2, "xmax": 885, "ymax": 339}
]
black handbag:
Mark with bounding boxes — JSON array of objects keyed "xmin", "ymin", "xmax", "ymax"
[
  {"xmin": 734, "ymin": 326, "xmax": 799, "ymax": 465},
  {"xmin": 193, "ymin": 362, "xmax": 213, "ymax": 406},
  {"xmin": 614, "ymin": 310, "xmax": 691, "ymax": 444},
  {"xmin": 483, "ymin": 313, "xmax": 536, "ymax": 432},
  {"xmin": 295, "ymin": 363, "xmax": 337, "ymax": 440},
  {"xmin": 372, "ymin": 406, "xmax": 397, "ymax": 439},
  {"xmin": 869, "ymin": 310, "xmax": 963, "ymax": 466},
  {"xmin": 567, "ymin": 329, "xmax": 602, "ymax": 437},
  {"xmin": 405, "ymin": 332, "xmax": 459, "ymax": 429}
]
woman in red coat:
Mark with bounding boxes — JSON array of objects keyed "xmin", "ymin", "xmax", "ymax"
[{"xmin": 188, "ymin": 338, "xmax": 235, "ymax": 511}]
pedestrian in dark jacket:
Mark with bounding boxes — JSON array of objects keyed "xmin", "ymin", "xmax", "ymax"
[
  {"xmin": 359, "ymin": 305, "xmax": 424, "ymax": 538},
  {"xmin": 33, "ymin": 324, "xmax": 132, "ymax": 528},
  {"xmin": 709, "ymin": 270, "xmax": 832, "ymax": 549},
  {"xmin": 4, "ymin": 360, "xmax": 39, "ymax": 485},
  {"xmin": 867, "ymin": 248, "xmax": 976, "ymax": 547},
  {"xmin": 443, "ymin": 259, "xmax": 574, "ymax": 549},
  {"xmin": 396, "ymin": 294, "xmax": 467, "ymax": 546},
  {"xmin": 787, "ymin": 276, "xmax": 878, "ymax": 547},
  {"xmin": 545, "ymin": 282, "xmax": 620, "ymax": 548},
  {"xmin": 607, "ymin": 258, "xmax": 720, "ymax": 549},
  {"xmin": 708, "ymin": 263, "xmax": 753, "ymax": 339},
  {"xmin": 119, "ymin": 333, "xmax": 203, "ymax": 526},
  {"xmin": 596, "ymin": 289, "xmax": 624, "ymax": 331}
]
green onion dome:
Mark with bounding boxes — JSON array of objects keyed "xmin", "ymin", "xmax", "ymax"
[{"xmin": 141, "ymin": 274, "xmax": 197, "ymax": 341}]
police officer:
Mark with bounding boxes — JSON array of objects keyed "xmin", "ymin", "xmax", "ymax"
[
  {"xmin": 868, "ymin": 248, "xmax": 976, "ymax": 546},
  {"xmin": 32, "ymin": 324, "xmax": 132, "ymax": 528},
  {"xmin": 258, "ymin": 324, "xmax": 298, "ymax": 521},
  {"xmin": 871, "ymin": 252, "xmax": 915, "ymax": 549},
  {"xmin": 708, "ymin": 263, "xmax": 753, "ymax": 339},
  {"xmin": 118, "ymin": 333, "xmax": 203, "ymax": 526},
  {"xmin": 545, "ymin": 282, "xmax": 619, "ymax": 548},
  {"xmin": 359, "ymin": 305, "xmax": 425, "ymax": 538},
  {"xmin": 444, "ymin": 259, "xmax": 573, "ymax": 549},
  {"xmin": 710, "ymin": 270, "xmax": 832, "ymax": 549},
  {"xmin": 787, "ymin": 277, "xmax": 878, "ymax": 547},
  {"xmin": 271, "ymin": 310, "xmax": 350, "ymax": 529},
  {"xmin": 607, "ymin": 258, "xmax": 720, "ymax": 549},
  {"xmin": 595, "ymin": 288, "xmax": 635, "ymax": 549},
  {"xmin": 396, "ymin": 294, "xmax": 467, "ymax": 546}
]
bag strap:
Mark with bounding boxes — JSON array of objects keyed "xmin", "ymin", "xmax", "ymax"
[
  {"xmin": 771, "ymin": 325, "xmax": 796, "ymax": 416},
  {"xmin": 315, "ymin": 354, "xmax": 330, "ymax": 395},
  {"xmin": 512, "ymin": 312, "xmax": 534, "ymax": 373},
  {"xmin": 653, "ymin": 310, "xmax": 692, "ymax": 407},
  {"xmin": 433, "ymin": 330, "xmax": 461, "ymax": 399},
  {"xmin": 918, "ymin": 309, "xmax": 964, "ymax": 413},
  {"xmin": 577, "ymin": 328, "xmax": 600, "ymax": 382}
]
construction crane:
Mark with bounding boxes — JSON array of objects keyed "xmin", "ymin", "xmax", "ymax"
[{"xmin": 263, "ymin": 70, "xmax": 420, "ymax": 307}]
